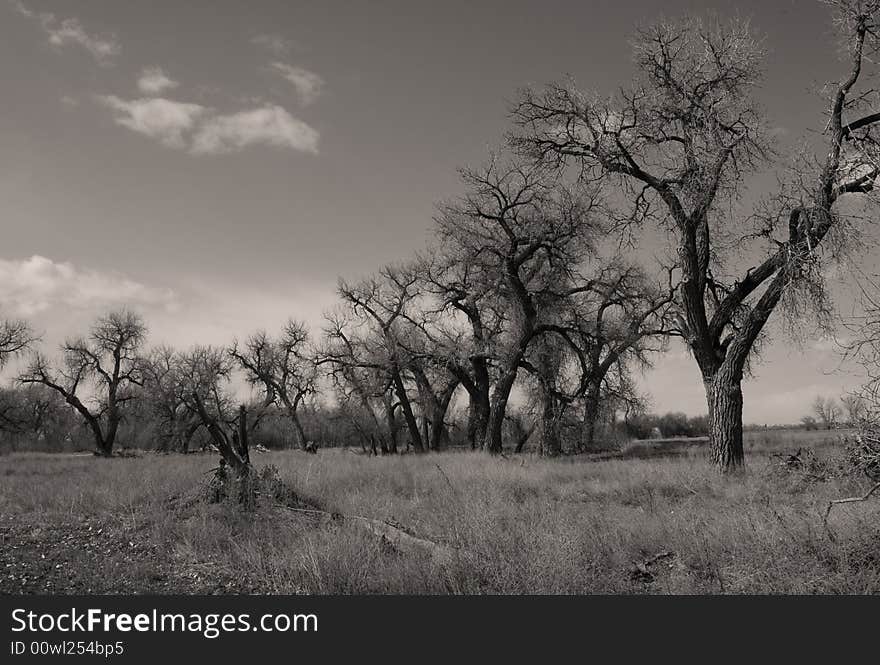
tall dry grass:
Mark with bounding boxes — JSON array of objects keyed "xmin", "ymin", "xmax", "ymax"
[{"xmin": 1, "ymin": 428, "xmax": 878, "ymax": 594}]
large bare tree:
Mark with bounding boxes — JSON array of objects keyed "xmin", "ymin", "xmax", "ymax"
[
  {"xmin": 533, "ymin": 261, "xmax": 674, "ymax": 452},
  {"xmin": 320, "ymin": 309, "xmax": 397, "ymax": 453},
  {"xmin": 418, "ymin": 255, "xmax": 502, "ymax": 449},
  {"xmin": 335, "ymin": 266, "xmax": 428, "ymax": 452},
  {"xmin": 19, "ymin": 310, "xmax": 147, "ymax": 456},
  {"xmin": 434, "ymin": 156, "xmax": 603, "ymax": 452},
  {"xmin": 230, "ymin": 320, "xmax": 318, "ymax": 450},
  {"xmin": 512, "ymin": 2, "xmax": 880, "ymax": 470}
]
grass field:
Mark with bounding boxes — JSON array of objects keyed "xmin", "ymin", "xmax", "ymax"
[{"xmin": 2, "ymin": 427, "xmax": 880, "ymax": 594}]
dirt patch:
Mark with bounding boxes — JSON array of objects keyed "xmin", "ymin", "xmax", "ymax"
[{"xmin": 0, "ymin": 513, "xmax": 258, "ymax": 594}]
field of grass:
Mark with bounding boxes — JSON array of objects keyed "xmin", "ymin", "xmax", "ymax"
[{"xmin": 2, "ymin": 427, "xmax": 879, "ymax": 594}]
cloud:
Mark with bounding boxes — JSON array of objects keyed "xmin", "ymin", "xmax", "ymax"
[
  {"xmin": 137, "ymin": 67, "xmax": 179, "ymax": 95},
  {"xmin": 97, "ymin": 95, "xmax": 207, "ymax": 149},
  {"xmin": 12, "ymin": 1, "xmax": 121, "ymax": 64},
  {"xmin": 190, "ymin": 104, "xmax": 319, "ymax": 155},
  {"xmin": 0, "ymin": 255, "xmax": 177, "ymax": 317},
  {"xmin": 251, "ymin": 33, "xmax": 293, "ymax": 56},
  {"xmin": 270, "ymin": 62, "xmax": 324, "ymax": 105}
]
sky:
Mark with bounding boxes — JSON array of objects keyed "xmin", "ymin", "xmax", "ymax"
[{"xmin": 1, "ymin": 0, "xmax": 877, "ymax": 424}]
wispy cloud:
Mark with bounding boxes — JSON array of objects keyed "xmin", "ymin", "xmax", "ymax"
[
  {"xmin": 251, "ymin": 33, "xmax": 294, "ymax": 56},
  {"xmin": 190, "ymin": 104, "xmax": 319, "ymax": 155},
  {"xmin": 0, "ymin": 255, "xmax": 177, "ymax": 317},
  {"xmin": 270, "ymin": 62, "xmax": 324, "ymax": 105},
  {"xmin": 137, "ymin": 67, "xmax": 179, "ymax": 95},
  {"xmin": 97, "ymin": 95, "xmax": 207, "ymax": 149},
  {"xmin": 12, "ymin": 1, "xmax": 121, "ymax": 65}
]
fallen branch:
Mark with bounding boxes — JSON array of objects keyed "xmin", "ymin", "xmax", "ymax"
[
  {"xmin": 822, "ymin": 481, "xmax": 880, "ymax": 539},
  {"xmin": 630, "ymin": 551, "xmax": 675, "ymax": 583}
]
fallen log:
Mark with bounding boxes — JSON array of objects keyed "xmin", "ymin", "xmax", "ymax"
[{"xmin": 281, "ymin": 506, "xmax": 461, "ymax": 566}]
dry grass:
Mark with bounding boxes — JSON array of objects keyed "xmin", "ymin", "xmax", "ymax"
[{"xmin": 2, "ymin": 428, "xmax": 879, "ymax": 594}]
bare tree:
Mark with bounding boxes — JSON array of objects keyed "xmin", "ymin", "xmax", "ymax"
[
  {"xmin": 335, "ymin": 266, "xmax": 427, "ymax": 452},
  {"xmin": 840, "ymin": 392, "xmax": 867, "ymax": 425},
  {"xmin": 435, "ymin": 156, "xmax": 602, "ymax": 452},
  {"xmin": 140, "ymin": 345, "xmax": 188, "ymax": 451},
  {"xmin": 230, "ymin": 320, "xmax": 318, "ymax": 450},
  {"xmin": 554, "ymin": 262, "xmax": 674, "ymax": 450},
  {"xmin": 19, "ymin": 310, "xmax": 146, "ymax": 456},
  {"xmin": 0, "ymin": 318, "xmax": 36, "ymax": 369},
  {"xmin": 812, "ymin": 395, "xmax": 842, "ymax": 430},
  {"xmin": 0, "ymin": 385, "xmax": 72, "ymax": 444},
  {"xmin": 320, "ymin": 308, "xmax": 395, "ymax": 453},
  {"xmin": 512, "ymin": 4, "xmax": 880, "ymax": 471},
  {"xmin": 176, "ymin": 345, "xmax": 236, "ymax": 450},
  {"xmin": 416, "ymin": 253, "xmax": 504, "ymax": 448},
  {"xmin": 842, "ymin": 277, "xmax": 880, "ymax": 423}
]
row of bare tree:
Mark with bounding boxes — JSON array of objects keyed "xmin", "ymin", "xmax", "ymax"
[{"xmin": 4, "ymin": 2, "xmax": 880, "ymax": 473}]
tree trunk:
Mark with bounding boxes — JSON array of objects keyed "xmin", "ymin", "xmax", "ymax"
[
  {"xmin": 383, "ymin": 394, "xmax": 398, "ymax": 454},
  {"xmin": 484, "ymin": 370, "xmax": 517, "ymax": 453},
  {"xmin": 421, "ymin": 413, "xmax": 431, "ymax": 449},
  {"xmin": 581, "ymin": 387, "xmax": 601, "ymax": 451},
  {"xmin": 101, "ymin": 414, "xmax": 120, "ymax": 456},
  {"xmin": 466, "ymin": 391, "xmax": 489, "ymax": 449},
  {"xmin": 392, "ymin": 371, "xmax": 423, "ymax": 452},
  {"xmin": 191, "ymin": 392, "xmax": 250, "ymax": 477},
  {"xmin": 289, "ymin": 408, "xmax": 308, "ymax": 450},
  {"xmin": 237, "ymin": 405, "xmax": 251, "ymax": 464},
  {"xmin": 705, "ymin": 366, "xmax": 744, "ymax": 472},
  {"xmin": 180, "ymin": 420, "xmax": 201, "ymax": 453},
  {"xmin": 513, "ymin": 417, "xmax": 535, "ymax": 453},
  {"xmin": 538, "ymin": 383, "xmax": 562, "ymax": 456}
]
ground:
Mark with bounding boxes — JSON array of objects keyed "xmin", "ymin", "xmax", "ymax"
[{"xmin": 2, "ymin": 428, "xmax": 879, "ymax": 594}]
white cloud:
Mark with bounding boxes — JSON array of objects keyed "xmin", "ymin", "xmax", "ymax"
[
  {"xmin": 190, "ymin": 104, "xmax": 319, "ymax": 155},
  {"xmin": 97, "ymin": 95, "xmax": 207, "ymax": 149},
  {"xmin": 0, "ymin": 255, "xmax": 177, "ymax": 317},
  {"xmin": 96, "ymin": 84, "xmax": 319, "ymax": 155},
  {"xmin": 251, "ymin": 33, "xmax": 293, "ymax": 56},
  {"xmin": 270, "ymin": 62, "xmax": 324, "ymax": 105},
  {"xmin": 137, "ymin": 67, "xmax": 179, "ymax": 95},
  {"xmin": 12, "ymin": 2, "xmax": 121, "ymax": 64}
]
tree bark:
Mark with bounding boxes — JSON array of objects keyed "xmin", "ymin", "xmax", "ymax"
[
  {"xmin": 705, "ymin": 365, "xmax": 744, "ymax": 472},
  {"xmin": 466, "ymin": 389, "xmax": 490, "ymax": 449}
]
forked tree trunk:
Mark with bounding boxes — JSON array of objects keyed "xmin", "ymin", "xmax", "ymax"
[{"xmin": 705, "ymin": 364, "xmax": 745, "ymax": 472}]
